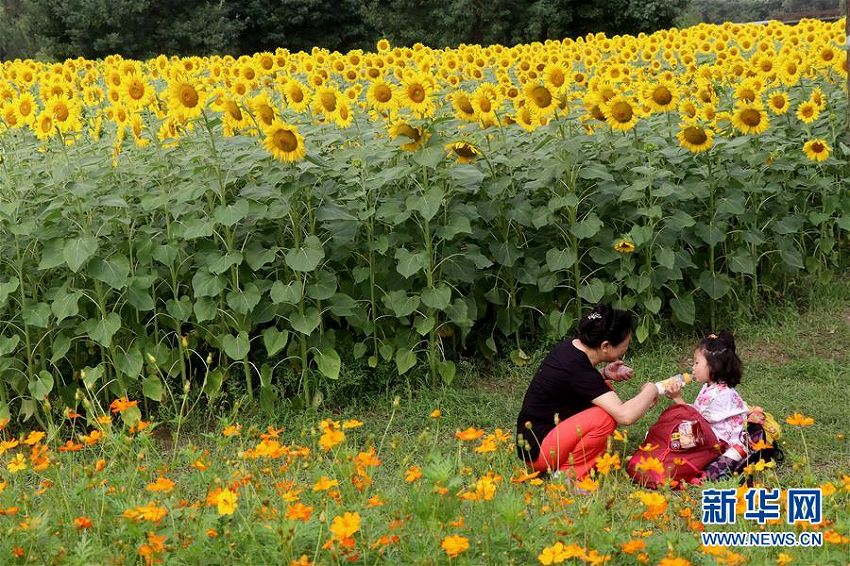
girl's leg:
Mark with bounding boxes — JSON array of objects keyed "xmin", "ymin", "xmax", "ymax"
[{"xmin": 532, "ymin": 406, "xmax": 617, "ymax": 480}]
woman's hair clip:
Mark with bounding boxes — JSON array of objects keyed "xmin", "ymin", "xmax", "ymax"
[
  {"xmin": 708, "ymin": 333, "xmax": 717, "ymax": 339},
  {"xmin": 587, "ymin": 312, "xmax": 602, "ymax": 320}
]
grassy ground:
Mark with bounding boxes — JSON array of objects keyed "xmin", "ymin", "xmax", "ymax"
[{"xmin": 1, "ymin": 277, "xmax": 849, "ymax": 564}]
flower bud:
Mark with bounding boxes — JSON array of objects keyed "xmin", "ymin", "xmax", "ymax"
[
  {"xmin": 183, "ymin": 380, "xmax": 191, "ymax": 394},
  {"xmin": 146, "ymin": 353, "xmax": 157, "ymax": 364}
]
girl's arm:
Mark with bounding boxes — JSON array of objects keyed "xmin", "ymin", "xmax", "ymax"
[{"xmin": 592, "ymin": 384, "xmax": 659, "ymax": 425}]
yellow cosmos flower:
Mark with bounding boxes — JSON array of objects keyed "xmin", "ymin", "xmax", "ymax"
[
  {"xmin": 215, "ymin": 487, "xmax": 237, "ymax": 516},
  {"xmin": 802, "ymin": 139, "xmax": 830, "ymax": 162},
  {"xmin": 262, "ymin": 121, "xmax": 306, "ymax": 163}
]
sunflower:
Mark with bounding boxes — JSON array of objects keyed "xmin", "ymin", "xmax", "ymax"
[
  {"xmin": 262, "ymin": 121, "xmax": 306, "ymax": 162},
  {"xmin": 644, "ymin": 81, "xmax": 678, "ymax": 113},
  {"xmin": 1, "ymin": 103, "xmax": 20, "ymax": 129},
  {"xmin": 312, "ymin": 86, "xmax": 341, "ymax": 119},
  {"xmin": 221, "ymin": 98, "xmax": 252, "ymax": 136},
  {"xmin": 121, "ymin": 75, "xmax": 154, "ymax": 109},
  {"xmin": 33, "ymin": 110, "xmax": 55, "ymax": 141},
  {"xmin": 795, "ymin": 101, "xmax": 819, "ymax": 124},
  {"xmin": 247, "ymin": 91, "xmax": 277, "ymax": 129},
  {"xmin": 523, "ymin": 83, "xmax": 558, "ymax": 116},
  {"xmin": 388, "ymin": 121, "xmax": 428, "ymax": 151},
  {"xmin": 802, "ymin": 139, "xmax": 830, "ymax": 162},
  {"xmin": 766, "ymin": 91, "xmax": 789, "ymax": 115},
  {"xmin": 450, "ymin": 91, "xmax": 477, "ymax": 122},
  {"xmin": 45, "ymin": 96, "xmax": 82, "ymax": 133},
  {"xmin": 282, "ymin": 79, "xmax": 310, "ymax": 112},
  {"xmin": 542, "ymin": 63, "xmax": 568, "ymax": 91},
  {"xmin": 445, "ymin": 141, "xmax": 480, "ymax": 164},
  {"xmin": 731, "ymin": 102, "xmax": 769, "ymax": 135},
  {"xmin": 808, "ymin": 87, "xmax": 826, "ymax": 110},
  {"xmin": 15, "ymin": 93, "xmax": 37, "ymax": 126},
  {"xmin": 513, "ymin": 104, "xmax": 542, "ymax": 132},
  {"xmin": 602, "ymin": 95, "xmax": 639, "ymax": 132},
  {"xmin": 333, "ymin": 100, "xmax": 353, "ymax": 128},
  {"xmin": 401, "ymin": 73, "xmax": 433, "ymax": 117},
  {"xmin": 677, "ymin": 121, "xmax": 714, "ymax": 153},
  {"xmin": 167, "ymin": 78, "xmax": 206, "ymax": 120},
  {"xmin": 471, "ymin": 86, "xmax": 500, "ymax": 126},
  {"xmin": 613, "ymin": 239, "xmax": 636, "ymax": 253},
  {"xmin": 366, "ymin": 79, "xmax": 397, "ymax": 113}
]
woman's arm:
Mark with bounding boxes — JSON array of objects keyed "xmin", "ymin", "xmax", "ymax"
[{"xmin": 591, "ymin": 384, "xmax": 659, "ymax": 425}]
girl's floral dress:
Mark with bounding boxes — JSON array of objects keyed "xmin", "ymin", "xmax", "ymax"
[{"xmin": 692, "ymin": 381, "xmax": 749, "ymax": 480}]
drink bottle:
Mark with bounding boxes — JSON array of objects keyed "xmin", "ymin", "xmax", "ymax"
[{"xmin": 655, "ymin": 372, "xmax": 691, "ymax": 395}]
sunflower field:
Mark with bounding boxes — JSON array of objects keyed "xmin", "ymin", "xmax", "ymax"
[{"xmin": 0, "ymin": 18, "xmax": 848, "ymax": 422}]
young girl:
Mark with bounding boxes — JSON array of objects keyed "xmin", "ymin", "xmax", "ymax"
[{"xmin": 665, "ymin": 331, "xmax": 748, "ymax": 481}]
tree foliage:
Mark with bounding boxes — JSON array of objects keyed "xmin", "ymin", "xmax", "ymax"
[{"xmin": 1, "ymin": 0, "xmax": 690, "ymax": 60}]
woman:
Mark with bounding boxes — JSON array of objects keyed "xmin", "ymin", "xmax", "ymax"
[{"xmin": 516, "ymin": 304, "xmax": 659, "ymax": 480}]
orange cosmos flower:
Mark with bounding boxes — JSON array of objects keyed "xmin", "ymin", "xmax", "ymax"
[
  {"xmin": 785, "ymin": 413, "xmax": 814, "ymax": 427},
  {"xmin": 312, "ymin": 476, "xmax": 339, "ymax": 491},
  {"xmin": 65, "ymin": 409, "xmax": 82, "ymax": 419},
  {"xmin": 330, "ymin": 511, "xmax": 361, "ymax": 540},
  {"xmin": 342, "ymin": 419, "xmax": 363, "ymax": 429},
  {"xmin": 622, "ymin": 539, "xmax": 646, "ymax": 554},
  {"xmin": 576, "ymin": 476, "xmax": 600, "ymax": 493},
  {"xmin": 95, "ymin": 459, "xmax": 107, "ymax": 472},
  {"xmin": 74, "ymin": 516, "xmax": 93, "ymax": 530},
  {"xmin": 97, "ymin": 415, "xmax": 112, "ymax": 425},
  {"xmin": 58, "ymin": 440, "xmax": 83, "ymax": 452},
  {"xmin": 80, "ymin": 430, "xmax": 103, "ymax": 446},
  {"xmin": 286, "ymin": 502, "xmax": 313, "ymax": 522},
  {"xmin": 222, "ymin": 424, "xmax": 241, "ymax": 436},
  {"xmin": 441, "ymin": 535, "xmax": 470, "ymax": 558},
  {"xmin": 110, "ymin": 397, "xmax": 138, "ymax": 414},
  {"xmin": 430, "ymin": 409, "xmax": 442, "ymax": 418},
  {"xmin": 455, "ymin": 427, "xmax": 485, "ymax": 441},
  {"xmin": 146, "ymin": 477, "xmax": 176, "ymax": 493},
  {"xmin": 0, "ymin": 418, "xmax": 8, "ymax": 431},
  {"xmin": 122, "ymin": 504, "xmax": 168, "ymax": 524},
  {"xmin": 23, "ymin": 431, "xmax": 45, "ymax": 445},
  {"xmin": 405, "ymin": 466, "xmax": 422, "ymax": 483},
  {"xmin": 367, "ymin": 495, "xmax": 384, "ymax": 507},
  {"xmin": 595, "ymin": 452, "xmax": 621, "ymax": 475}
]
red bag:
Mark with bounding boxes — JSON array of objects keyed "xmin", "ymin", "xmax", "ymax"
[{"xmin": 627, "ymin": 404, "xmax": 723, "ymax": 489}]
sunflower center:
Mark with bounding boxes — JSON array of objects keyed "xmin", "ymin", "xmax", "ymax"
[
  {"xmin": 20, "ymin": 101, "xmax": 31, "ymax": 115},
  {"xmin": 609, "ymin": 101, "xmax": 633, "ymax": 123},
  {"xmin": 478, "ymin": 98, "xmax": 492, "ymax": 113},
  {"xmin": 397, "ymin": 124, "xmax": 420, "ymax": 141},
  {"xmin": 375, "ymin": 85, "xmax": 392, "ymax": 103},
  {"xmin": 129, "ymin": 82, "xmax": 144, "ymax": 100},
  {"xmin": 821, "ymin": 49, "xmax": 834, "ymax": 62},
  {"xmin": 320, "ymin": 92, "xmax": 337, "ymax": 112},
  {"xmin": 549, "ymin": 69, "xmax": 565, "ymax": 87},
  {"xmin": 407, "ymin": 84, "xmax": 425, "ymax": 104},
  {"xmin": 531, "ymin": 86, "xmax": 552, "ymax": 108},
  {"xmin": 257, "ymin": 105, "xmax": 274, "ymax": 125},
  {"xmin": 454, "ymin": 144, "xmax": 477, "ymax": 158},
  {"xmin": 740, "ymin": 108, "xmax": 761, "ymax": 127},
  {"xmin": 289, "ymin": 87, "xmax": 304, "ymax": 103},
  {"xmin": 457, "ymin": 96, "xmax": 474, "ymax": 115},
  {"xmin": 683, "ymin": 126, "xmax": 708, "ymax": 145},
  {"xmin": 771, "ymin": 96, "xmax": 786, "ymax": 109},
  {"xmin": 273, "ymin": 129, "xmax": 298, "ymax": 152},
  {"xmin": 40, "ymin": 116, "xmax": 52, "ymax": 132},
  {"xmin": 811, "ymin": 141, "xmax": 825, "ymax": 153},
  {"xmin": 179, "ymin": 85, "xmax": 199, "ymax": 108},
  {"xmin": 801, "ymin": 106, "xmax": 813, "ymax": 118},
  {"xmin": 53, "ymin": 103, "xmax": 69, "ymax": 122},
  {"xmin": 739, "ymin": 88, "xmax": 756, "ymax": 102},
  {"xmin": 244, "ymin": 68, "xmax": 256, "ymax": 80},
  {"xmin": 225, "ymin": 101, "xmax": 242, "ymax": 121},
  {"xmin": 652, "ymin": 86, "xmax": 672, "ymax": 105}
]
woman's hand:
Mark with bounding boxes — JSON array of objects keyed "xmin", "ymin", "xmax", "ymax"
[{"xmin": 603, "ymin": 360, "xmax": 633, "ymax": 382}]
